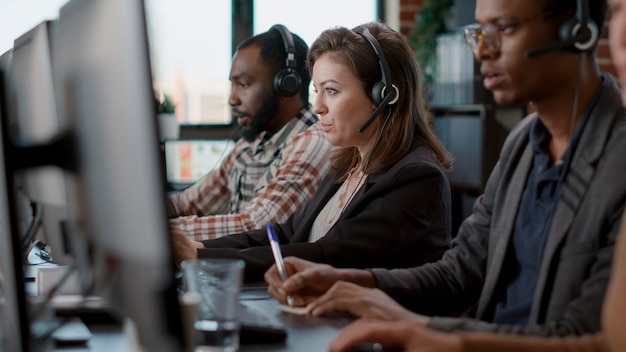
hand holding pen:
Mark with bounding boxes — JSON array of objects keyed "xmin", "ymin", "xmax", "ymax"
[{"xmin": 266, "ymin": 223, "xmax": 295, "ymax": 307}]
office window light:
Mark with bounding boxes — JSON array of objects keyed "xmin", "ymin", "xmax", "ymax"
[{"xmin": 145, "ymin": 0, "xmax": 233, "ymax": 125}]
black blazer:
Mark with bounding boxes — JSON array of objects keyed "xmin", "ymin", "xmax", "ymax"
[{"xmin": 198, "ymin": 146, "xmax": 452, "ymax": 281}]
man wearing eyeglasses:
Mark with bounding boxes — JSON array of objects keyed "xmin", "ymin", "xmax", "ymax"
[{"xmin": 265, "ymin": 0, "xmax": 626, "ymax": 343}]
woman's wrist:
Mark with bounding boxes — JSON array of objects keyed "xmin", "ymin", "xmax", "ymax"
[{"xmin": 337, "ymin": 269, "xmax": 376, "ymax": 288}]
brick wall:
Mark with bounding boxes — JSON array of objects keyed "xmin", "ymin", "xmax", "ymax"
[{"xmin": 399, "ymin": 0, "xmax": 618, "ymax": 78}]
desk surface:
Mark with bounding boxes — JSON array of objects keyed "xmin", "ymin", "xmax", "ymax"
[
  {"xmin": 51, "ymin": 290, "xmax": 353, "ymax": 352},
  {"xmin": 53, "ymin": 324, "xmax": 127, "ymax": 352},
  {"xmin": 239, "ymin": 295, "xmax": 352, "ymax": 352}
]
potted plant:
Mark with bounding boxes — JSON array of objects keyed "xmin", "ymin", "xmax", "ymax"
[
  {"xmin": 157, "ymin": 93, "xmax": 176, "ymax": 114},
  {"xmin": 155, "ymin": 93, "xmax": 179, "ymax": 141},
  {"xmin": 407, "ymin": 0, "xmax": 454, "ymax": 89}
]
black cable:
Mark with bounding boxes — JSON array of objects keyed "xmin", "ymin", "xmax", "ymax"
[
  {"xmin": 20, "ymin": 201, "xmax": 43, "ymax": 255},
  {"xmin": 538, "ymin": 53, "xmax": 586, "ymax": 261},
  {"xmin": 553, "ymin": 53, "xmax": 584, "ymax": 197}
]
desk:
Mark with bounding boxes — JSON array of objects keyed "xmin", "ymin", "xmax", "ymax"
[
  {"xmin": 238, "ymin": 295, "xmax": 353, "ymax": 352},
  {"xmin": 53, "ymin": 325, "xmax": 127, "ymax": 352},
  {"xmin": 52, "ymin": 290, "xmax": 353, "ymax": 352}
]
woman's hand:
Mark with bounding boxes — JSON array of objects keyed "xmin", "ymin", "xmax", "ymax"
[
  {"xmin": 329, "ymin": 319, "xmax": 462, "ymax": 352},
  {"xmin": 265, "ymin": 256, "xmax": 342, "ymax": 306},
  {"xmin": 307, "ymin": 281, "xmax": 426, "ymax": 322}
]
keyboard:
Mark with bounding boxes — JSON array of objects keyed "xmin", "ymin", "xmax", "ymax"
[
  {"xmin": 239, "ymin": 302, "xmax": 287, "ymax": 344},
  {"xmin": 51, "ymin": 317, "xmax": 93, "ymax": 346}
]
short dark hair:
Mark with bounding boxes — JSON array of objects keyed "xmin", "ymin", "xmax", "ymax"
[{"xmin": 237, "ymin": 27, "xmax": 311, "ymax": 102}]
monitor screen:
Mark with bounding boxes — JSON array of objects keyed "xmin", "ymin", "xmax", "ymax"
[
  {"xmin": 164, "ymin": 139, "xmax": 235, "ymax": 186},
  {"xmin": 1, "ymin": 0, "xmax": 187, "ymax": 348},
  {"xmin": 51, "ymin": 0, "xmax": 185, "ymax": 350},
  {"xmin": 7, "ymin": 20, "xmax": 76, "ymax": 266},
  {"xmin": 0, "ymin": 47, "xmax": 26, "ymax": 352},
  {"xmin": 9, "ymin": 20, "xmax": 67, "ymax": 207}
]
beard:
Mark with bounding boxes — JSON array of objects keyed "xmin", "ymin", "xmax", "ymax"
[{"xmin": 241, "ymin": 93, "xmax": 281, "ymax": 142}]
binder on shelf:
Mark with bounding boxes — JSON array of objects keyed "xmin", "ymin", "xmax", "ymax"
[{"xmin": 428, "ymin": 30, "xmax": 485, "ymax": 106}]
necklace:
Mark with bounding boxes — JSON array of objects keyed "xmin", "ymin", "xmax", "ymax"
[
  {"xmin": 327, "ymin": 169, "xmax": 367, "ymax": 225},
  {"xmin": 308, "ymin": 167, "xmax": 368, "ymax": 242}
]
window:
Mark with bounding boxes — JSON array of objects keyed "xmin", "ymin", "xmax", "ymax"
[
  {"xmin": 253, "ymin": 0, "xmax": 378, "ymax": 52},
  {"xmin": 145, "ymin": 0, "xmax": 233, "ymax": 125},
  {"xmin": 2, "ymin": 0, "xmax": 386, "ymax": 127},
  {"xmin": 0, "ymin": 0, "xmax": 68, "ymax": 53},
  {"xmin": 254, "ymin": 0, "xmax": 378, "ymax": 107},
  {"xmin": 148, "ymin": 0, "xmax": 380, "ymax": 127}
]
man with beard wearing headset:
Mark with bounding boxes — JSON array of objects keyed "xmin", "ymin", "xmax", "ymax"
[{"xmin": 167, "ymin": 25, "xmax": 332, "ymax": 241}]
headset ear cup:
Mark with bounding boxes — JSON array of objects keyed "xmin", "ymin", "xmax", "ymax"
[
  {"xmin": 387, "ymin": 84, "xmax": 399, "ymax": 105},
  {"xmin": 559, "ymin": 17, "xmax": 580, "ymax": 50},
  {"xmin": 273, "ymin": 68, "xmax": 301, "ymax": 97},
  {"xmin": 558, "ymin": 16, "xmax": 599, "ymax": 53},
  {"xmin": 371, "ymin": 81, "xmax": 386, "ymax": 105},
  {"xmin": 372, "ymin": 82, "xmax": 400, "ymax": 106},
  {"xmin": 271, "ymin": 24, "xmax": 302, "ymax": 97}
]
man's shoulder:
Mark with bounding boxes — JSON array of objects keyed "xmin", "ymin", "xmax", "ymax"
[
  {"xmin": 275, "ymin": 119, "xmax": 332, "ymax": 162},
  {"xmin": 298, "ymin": 119, "xmax": 325, "ymax": 135},
  {"xmin": 285, "ymin": 120, "xmax": 327, "ymax": 143}
]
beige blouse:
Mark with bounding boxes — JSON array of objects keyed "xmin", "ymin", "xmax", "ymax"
[{"xmin": 308, "ymin": 172, "xmax": 367, "ymax": 243}]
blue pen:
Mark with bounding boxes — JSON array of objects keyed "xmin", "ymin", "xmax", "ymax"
[{"xmin": 266, "ymin": 223, "xmax": 295, "ymax": 307}]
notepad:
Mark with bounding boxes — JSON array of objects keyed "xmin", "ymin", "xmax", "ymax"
[{"xmin": 278, "ymin": 304, "xmax": 309, "ymax": 315}]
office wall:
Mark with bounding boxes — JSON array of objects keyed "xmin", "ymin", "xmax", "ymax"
[{"xmin": 398, "ymin": 0, "xmax": 617, "ymax": 78}]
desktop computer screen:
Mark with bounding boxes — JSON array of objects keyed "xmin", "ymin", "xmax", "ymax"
[
  {"xmin": 9, "ymin": 20, "xmax": 67, "ymax": 206},
  {"xmin": 52, "ymin": 0, "xmax": 185, "ymax": 350},
  {"xmin": 0, "ymin": 0, "xmax": 187, "ymax": 350},
  {"xmin": 0, "ymin": 47, "xmax": 25, "ymax": 352},
  {"xmin": 8, "ymin": 20, "xmax": 77, "ymax": 266},
  {"xmin": 164, "ymin": 138, "xmax": 235, "ymax": 186}
]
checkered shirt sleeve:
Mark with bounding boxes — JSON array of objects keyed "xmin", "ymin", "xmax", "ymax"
[{"xmin": 167, "ymin": 114, "xmax": 332, "ymax": 240}]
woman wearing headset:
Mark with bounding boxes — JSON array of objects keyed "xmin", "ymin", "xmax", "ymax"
[{"xmin": 171, "ymin": 21, "xmax": 453, "ymax": 282}]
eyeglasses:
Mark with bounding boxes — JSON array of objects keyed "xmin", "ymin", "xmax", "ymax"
[
  {"xmin": 463, "ymin": 14, "xmax": 554, "ymax": 54},
  {"xmin": 463, "ymin": 23, "xmax": 502, "ymax": 53}
]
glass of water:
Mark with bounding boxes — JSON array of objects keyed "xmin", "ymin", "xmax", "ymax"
[{"xmin": 181, "ymin": 259, "xmax": 245, "ymax": 352}]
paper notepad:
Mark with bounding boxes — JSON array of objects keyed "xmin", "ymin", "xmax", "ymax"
[{"xmin": 278, "ymin": 304, "xmax": 309, "ymax": 315}]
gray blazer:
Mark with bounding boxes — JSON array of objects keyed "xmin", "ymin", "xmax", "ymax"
[{"xmin": 371, "ymin": 75, "xmax": 626, "ymax": 336}]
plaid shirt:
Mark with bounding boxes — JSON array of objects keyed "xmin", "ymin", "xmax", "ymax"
[{"xmin": 167, "ymin": 106, "xmax": 332, "ymax": 240}]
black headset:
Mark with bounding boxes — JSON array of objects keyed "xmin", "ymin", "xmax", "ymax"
[
  {"xmin": 525, "ymin": 0, "xmax": 599, "ymax": 58},
  {"xmin": 354, "ymin": 28, "xmax": 399, "ymax": 133},
  {"xmin": 271, "ymin": 24, "xmax": 302, "ymax": 97}
]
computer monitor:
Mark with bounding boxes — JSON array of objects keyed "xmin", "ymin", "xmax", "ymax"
[
  {"xmin": 7, "ymin": 20, "xmax": 76, "ymax": 265},
  {"xmin": 0, "ymin": 47, "xmax": 25, "ymax": 352},
  {"xmin": 52, "ymin": 0, "xmax": 184, "ymax": 350},
  {"xmin": 2, "ymin": 22, "xmax": 87, "ymax": 351},
  {"xmin": 10, "ymin": 20, "xmax": 66, "ymax": 205},
  {"xmin": 164, "ymin": 138, "xmax": 235, "ymax": 187}
]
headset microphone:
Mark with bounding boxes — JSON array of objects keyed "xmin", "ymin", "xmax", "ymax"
[
  {"xmin": 525, "ymin": 37, "xmax": 583, "ymax": 58},
  {"xmin": 524, "ymin": 0, "xmax": 598, "ymax": 58},
  {"xmin": 354, "ymin": 28, "xmax": 399, "ymax": 133},
  {"xmin": 358, "ymin": 90, "xmax": 397, "ymax": 133}
]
